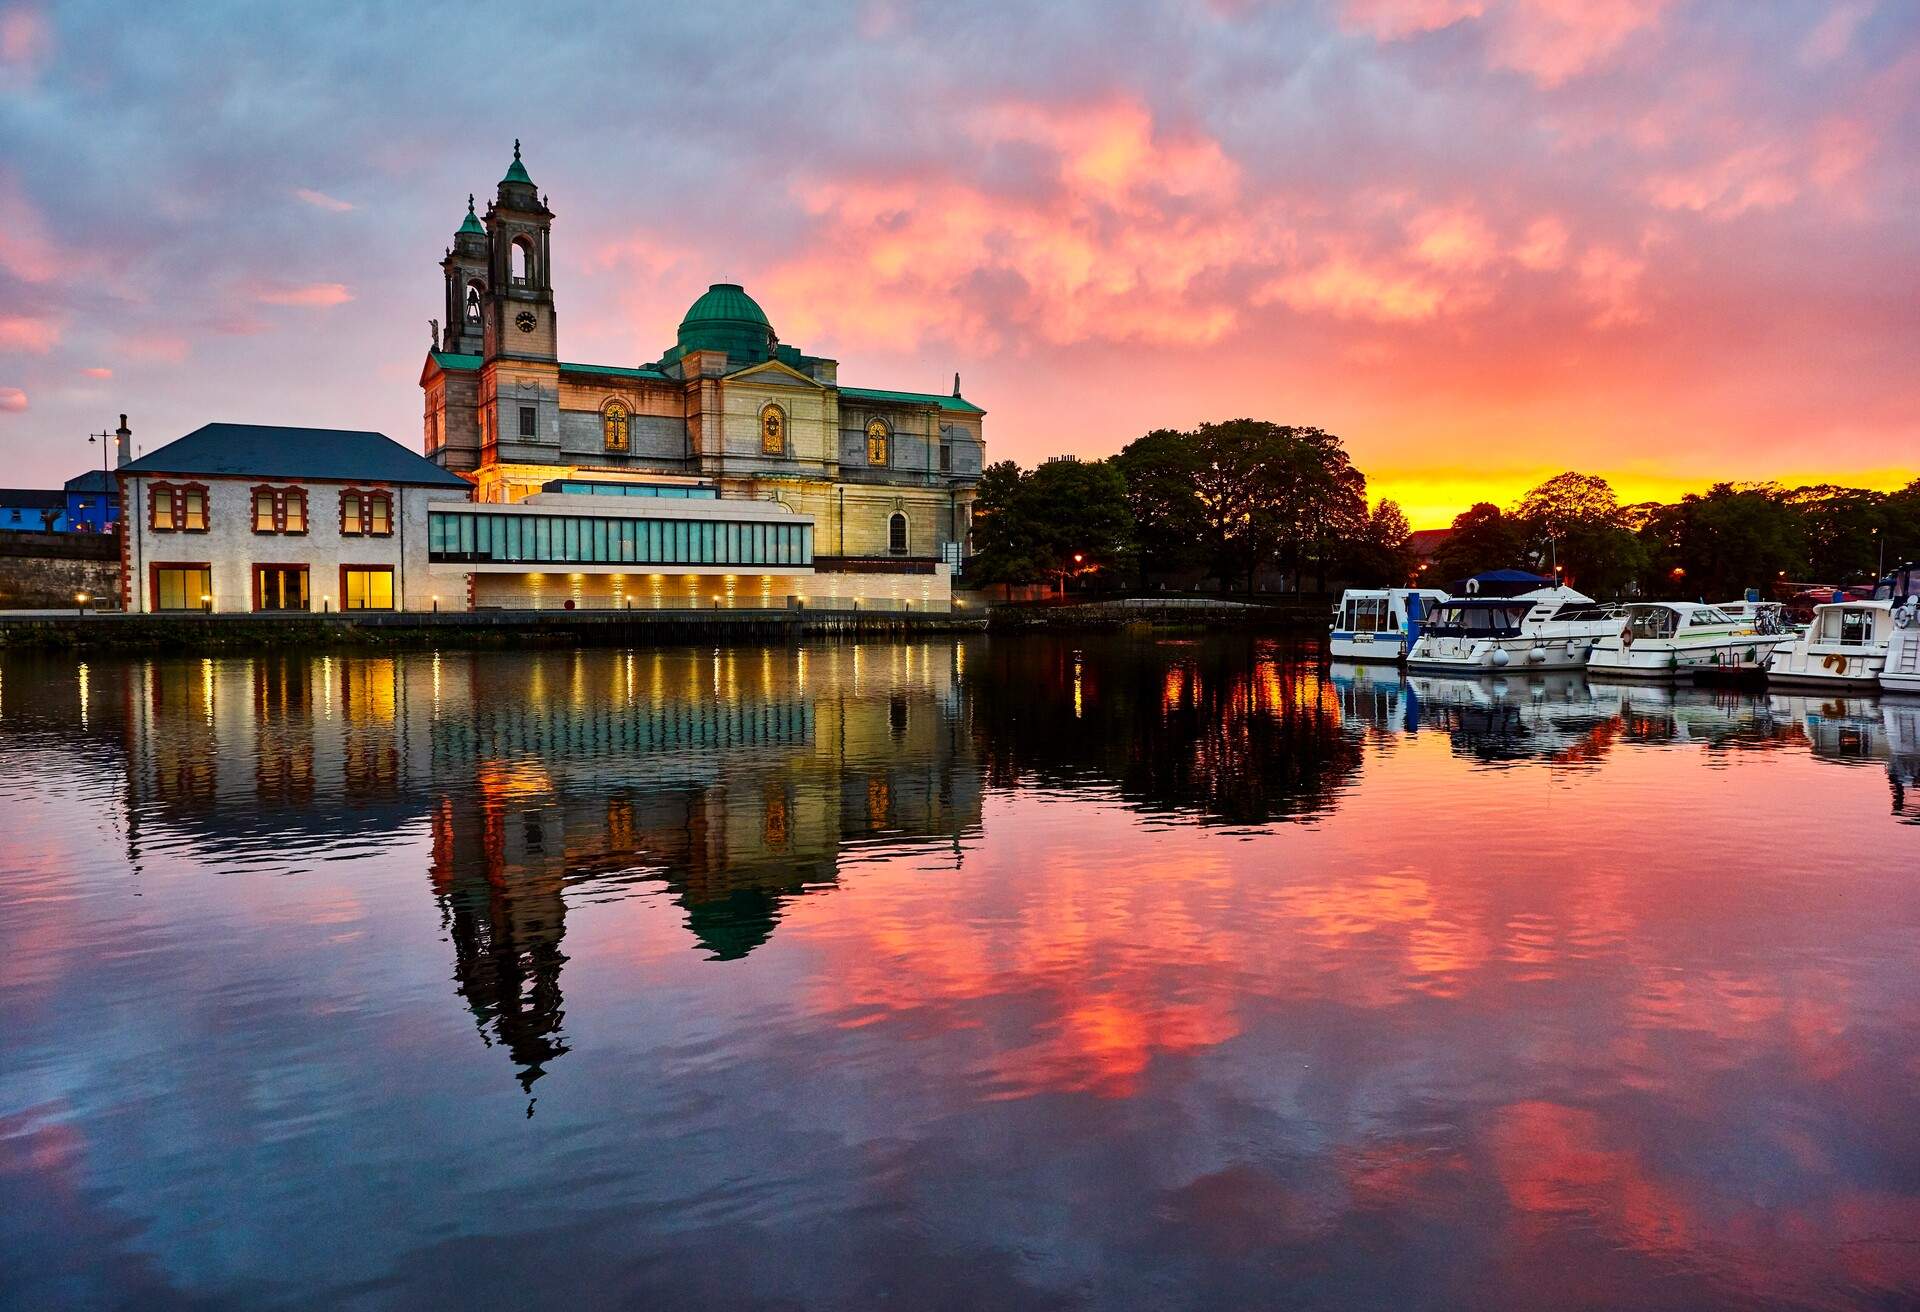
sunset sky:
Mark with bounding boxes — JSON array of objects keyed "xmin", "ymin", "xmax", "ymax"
[{"xmin": 1, "ymin": 1, "xmax": 1915, "ymax": 526}]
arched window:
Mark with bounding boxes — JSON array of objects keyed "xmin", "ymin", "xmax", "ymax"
[
  {"xmin": 464, "ymin": 280, "xmax": 483, "ymax": 322},
  {"xmin": 510, "ymin": 237, "xmax": 533, "ymax": 284},
  {"xmin": 760, "ymin": 403, "xmax": 786, "ymax": 456},
  {"xmin": 866, "ymin": 418, "xmax": 890, "ymax": 467},
  {"xmin": 888, "ymin": 512, "xmax": 908, "ymax": 555},
  {"xmin": 602, "ymin": 401, "xmax": 629, "ymax": 452}
]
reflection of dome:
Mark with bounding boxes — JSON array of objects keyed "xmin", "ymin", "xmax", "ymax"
[{"xmin": 677, "ymin": 283, "xmax": 775, "ymax": 359}]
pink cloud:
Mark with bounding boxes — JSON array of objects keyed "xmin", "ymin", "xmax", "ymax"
[
  {"xmin": 252, "ymin": 281, "xmax": 353, "ymax": 307},
  {"xmin": 1489, "ymin": 0, "xmax": 1672, "ymax": 86},
  {"xmin": 0, "ymin": 3, "xmax": 50, "ymax": 73},
  {"xmin": 1259, "ymin": 250, "xmax": 1447, "ymax": 323},
  {"xmin": 292, "ymin": 187, "xmax": 355, "ymax": 213},
  {"xmin": 761, "ymin": 98, "xmax": 1270, "ymax": 352},
  {"xmin": 118, "ymin": 333, "xmax": 189, "ymax": 364},
  {"xmin": 0, "ymin": 179, "xmax": 62, "ymax": 284},
  {"xmin": 1575, "ymin": 244, "xmax": 1647, "ymax": 328},
  {"xmin": 1513, "ymin": 215, "xmax": 1570, "ymax": 270},
  {"xmin": 1407, "ymin": 205, "xmax": 1499, "ymax": 271},
  {"xmin": 1645, "ymin": 143, "xmax": 1800, "ymax": 219},
  {"xmin": 0, "ymin": 313, "xmax": 58, "ymax": 353},
  {"xmin": 1342, "ymin": 0, "xmax": 1486, "ymax": 40},
  {"xmin": 0, "ymin": 386, "xmax": 26, "ymax": 413},
  {"xmin": 80, "ymin": 366, "xmax": 110, "ymax": 379}
]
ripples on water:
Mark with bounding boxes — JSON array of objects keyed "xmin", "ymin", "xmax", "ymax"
[{"xmin": 1, "ymin": 638, "xmax": 1917, "ymax": 1310}]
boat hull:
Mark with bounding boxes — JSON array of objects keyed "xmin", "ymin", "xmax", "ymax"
[
  {"xmin": 1329, "ymin": 632, "xmax": 1408, "ymax": 663},
  {"xmin": 1587, "ymin": 635, "xmax": 1783, "ymax": 681}
]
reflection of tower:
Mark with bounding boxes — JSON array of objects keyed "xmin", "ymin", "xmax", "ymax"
[{"xmin": 428, "ymin": 783, "xmax": 570, "ymax": 1094}]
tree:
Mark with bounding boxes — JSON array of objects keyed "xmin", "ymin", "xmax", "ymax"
[
  {"xmin": 1427, "ymin": 503, "xmax": 1527, "ymax": 586},
  {"xmin": 1513, "ymin": 471, "xmax": 1645, "ymax": 596},
  {"xmin": 1115, "ymin": 429, "xmax": 1208, "ymax": 578},
  {"xmin": 968, "ymin": 458, "xmax": 1132, "ymax": 591},
  {"xmin": 970, "ymin": 460, "xmax": 1047, "ymax": 585},
  {"xmin": 1640, "ymin": 483, "xmax": 1803, "ymax": 599},
  {"xmin": 1341, "ymin": 499, "xmax": 1414, "ymax": 585}
]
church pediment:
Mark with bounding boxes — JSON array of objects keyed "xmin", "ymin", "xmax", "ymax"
[{"xmin": 725, "ymin": 359, "xmax": 822, "ymax": 389}]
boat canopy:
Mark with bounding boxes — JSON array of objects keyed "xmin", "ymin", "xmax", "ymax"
[{"xmin": 1450, "ymin": 569, "xmax": 1554, "ymax": 597}]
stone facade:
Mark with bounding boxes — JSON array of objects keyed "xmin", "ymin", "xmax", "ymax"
[
  {"xmin": 120, "ymin": 476, "xmax": 468, "ymax": 613},
  {"xmin": 421, "ymin": 147, "xmax": 984, "ymax": 569},
  {"xmin": 0, "ymin": 530, "xmax": 120, "ymax": 609}
]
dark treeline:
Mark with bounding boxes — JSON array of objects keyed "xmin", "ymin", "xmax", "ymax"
[{"xmin": 970, "ymin": 422, "xmax": 1920, "ymax": 599}]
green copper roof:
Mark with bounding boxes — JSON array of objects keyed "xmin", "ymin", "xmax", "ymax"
[
  {"xmin": 428, "ymin": 350, "xmax": 482, "ymax": 372},
  {"xmin": 502, "ymin": 139, "xmax": 532, "ymax": 185},
  {"xmin": 841, "ymin": 386, "xmax": 985, "ymax": 415},
  {"xmin": 674, "ymin": 283, "xmax": 776, "ymax": 361},
  {"xmin": 559, "ymin": 361, "xmax": 672, "ymax": 381},
  {"xmin": 456, "ymin": 195, "xmax": 485, "ymax": 236}
]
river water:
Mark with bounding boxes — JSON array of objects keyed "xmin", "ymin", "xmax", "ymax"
[{"xmin": 2, "ymin": 638, "xmax": 1917, "ymax": 1310}]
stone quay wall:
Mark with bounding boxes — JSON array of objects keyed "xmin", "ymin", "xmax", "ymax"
[{"xmin": 0, "ymin": 530, "xmax": 121, "ymax": 610}]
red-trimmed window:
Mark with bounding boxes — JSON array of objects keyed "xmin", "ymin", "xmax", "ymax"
[
  {"xmin": 341, "ymin": 565, "xmax": 394, "ymax": 611},
  {"xmin": 149, "ymin": 483, "xmax": 209, "ymax": 533},
  {"xmin": 150, "ymin": 482, "xmax": 176, "ymax": 531},
  {"xmin": 341, "ymin": 488, "xmax": 394, "ymax": 537},
  {"xmin": 251, "ymin": 486, "xmax": 309, "ymax": 535}
]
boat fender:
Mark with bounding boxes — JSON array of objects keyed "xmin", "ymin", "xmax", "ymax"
[
  {"xmin": 1620, "ymin": 624, "xmax": 1635, "ymax": 649},
  {"xmin": 1490, "ymin": 648, "xmax": 1510, "ymax": 667},
  {"xmin": 1528, "ymin": 647, "xmax": 1548, "ymax": 663}
]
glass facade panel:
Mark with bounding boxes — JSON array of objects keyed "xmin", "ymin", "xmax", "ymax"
[{"xmin": 427, "ymin": 511, "xmax": 814, "ymax": 568}]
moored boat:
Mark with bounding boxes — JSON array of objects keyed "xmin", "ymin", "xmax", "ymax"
[
  {"xmin": 1765, "ymin": 598, "xmax": 1894, "ymax": 691},
  {"xmin": 1877, "ymin": 564, "xmax": 1920, "ymax": 695},
  {"xmin": 1586, "ymin": 601, "xmax": 1788, "ymax": 681},
  {"xmin": 1406, "ymin": 586, "xmax": 1619, "ymax": 673},
  {"xmin": 1328, "ymin": 587, "xmax": 1447, "ymax": 663}
]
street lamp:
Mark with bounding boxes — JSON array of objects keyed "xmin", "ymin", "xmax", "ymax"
[{"xmin": 75, "ymin": 591, "xmax": 89, "ymax": 615}]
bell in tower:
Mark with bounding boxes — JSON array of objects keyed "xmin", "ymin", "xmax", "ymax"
[
  {"xmin": 439, "ymin": 194, "xmax": 489, "ymax": 356},
  {"xmin": 483, "ymin": 140, "xmax": 558, "ymax": 363}
]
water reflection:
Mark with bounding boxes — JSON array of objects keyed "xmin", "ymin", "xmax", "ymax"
[{"xmin": 2, "ymin": 638, "xmax": 1918, "ymax": 1309}]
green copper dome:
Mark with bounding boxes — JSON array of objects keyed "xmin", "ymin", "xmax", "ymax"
[
  {"xmin": 676, "ymin": 283, "xmax": 775, "ymax": 359},
  {"xmin": 456, "ymin": 195, "xmax": 485, "ymax": 236},
  {"xmin": 502, "ymin": 139, "xmax": 533, "ymax": 186}
]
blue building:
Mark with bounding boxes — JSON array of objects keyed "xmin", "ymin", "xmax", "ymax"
[
  {"xmin": 0, "ymin": 489, "xmax": 68, "ymax": 532},
  {"xmin": 63, "ymin": 469, "xmax": 120, "ymax": 533}
]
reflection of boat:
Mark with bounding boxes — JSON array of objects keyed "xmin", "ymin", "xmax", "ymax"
[
  {"xmin": 1326, "ymin": 660, "xmax": 1419, "ymax": 732},
  {"xmin": 1766, "ymin": 599, "xmax": 1894, "ymax": 691},
  {"xmin": 1877, "ymin": 565, "xmax": 1920, "ymax": 694},
  {"xmin": 1406, "ymin": 587, "xmax": 1619, "ymax": 673},
  {"xmin": 1405, "ymin": 670, "xmax": 1616, "ymax": 761},
  {"xmin": 1886, "ymin": 698, "xmax": 1920, "ymax": 821},
  {"xmin": 1768, "ymin": 691, "xmax": 1889, "ymax": 765},
  {"xmin": 1586, "ymin": 602, "xmax": 1786, "ymax": 681},
  {"xmin": 1328, "ymin": 587, "xmax": 1446, "ymax": 662}
]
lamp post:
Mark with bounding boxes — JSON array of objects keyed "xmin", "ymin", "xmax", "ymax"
[{"xmin": 86, "ymin": 426, "xmax": 112, "ymax": 533}]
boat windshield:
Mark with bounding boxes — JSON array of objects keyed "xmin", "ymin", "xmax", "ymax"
[
  {"xmin": 1624, "ymin": 606, "xmax": 1679, "ymax": 640},
  {"xmin": 1549, "ymin": 602, "xmax": 1617, "ymax": 622},
  {"xmin": 1425, "ymin": 603, "xmax": 1528, "ymax": 637},
  {"xmin": 1685, "ymin": 607, "xmax": 1735, "ymax": 626},
  {"xmin": 1339, "ymin": 596, "xmax": 1394, "ymax": 632},
  {"xmin": 1824, "ymin": 608, "xmax": 1880, "ymax": 644}
]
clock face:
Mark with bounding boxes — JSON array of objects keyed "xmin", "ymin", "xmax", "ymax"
[{"xmin": 515, "ymin": 310, "xmax": 537, "ymax": 333}]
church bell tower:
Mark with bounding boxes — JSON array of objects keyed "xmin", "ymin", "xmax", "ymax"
[
  {"xmin": 482, "ymin": 140, "xmax": 557, "ymax": 363},
  {"xmin": 439, "ymin": 195, "xmax": 489, "ymax": 355}
]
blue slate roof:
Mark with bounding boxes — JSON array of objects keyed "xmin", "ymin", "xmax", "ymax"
[
  {"xmin": 119, "ymin": 423, "xmax": 470, "ymax": 488},
  {"xmin": 65, "ymin": 469, "xmax": 118, "ymax": 493}
]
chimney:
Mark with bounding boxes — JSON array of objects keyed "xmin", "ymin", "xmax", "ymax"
[{"xmin": 115, "ymin": 414, "xmax": 131, "ymax": 469}]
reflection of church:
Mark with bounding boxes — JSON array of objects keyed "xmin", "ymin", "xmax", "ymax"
[
  {"xmin": 422, "ymin": 144, "xmax": 985, "ymax": 565},
  {"xmin": 109, "ymin": 644, "xmax": 982, "ymax": 1093}
]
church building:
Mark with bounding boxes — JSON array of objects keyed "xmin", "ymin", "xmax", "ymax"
[{"xmin": 420, "ymin": 143, "xmax": 984, "ymax": 570}]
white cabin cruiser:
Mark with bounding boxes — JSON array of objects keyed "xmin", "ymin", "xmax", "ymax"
[
  {"xmin": 1586, "ymin": 602, "xmax": 1788, "ymax": 680},
  {"xmin": 1406, "ymin": 587, "xmax": 1619, "ymax": 673},
  {"xmin": 1876, "ymin": 564, "xmax": 1920, "ymax": 695},
  {"xmin": 1328, "ymin": 587, "xmax": 1447, "ymax": 663},
  {"xmin": 1765, "ymin": 599, "xmax": 1895, "ymax": 691}
]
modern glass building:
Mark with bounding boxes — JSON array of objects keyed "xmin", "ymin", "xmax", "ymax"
[{"xmin": 428, "ymin": 509, "xmax": 813, "ymax": 568}]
